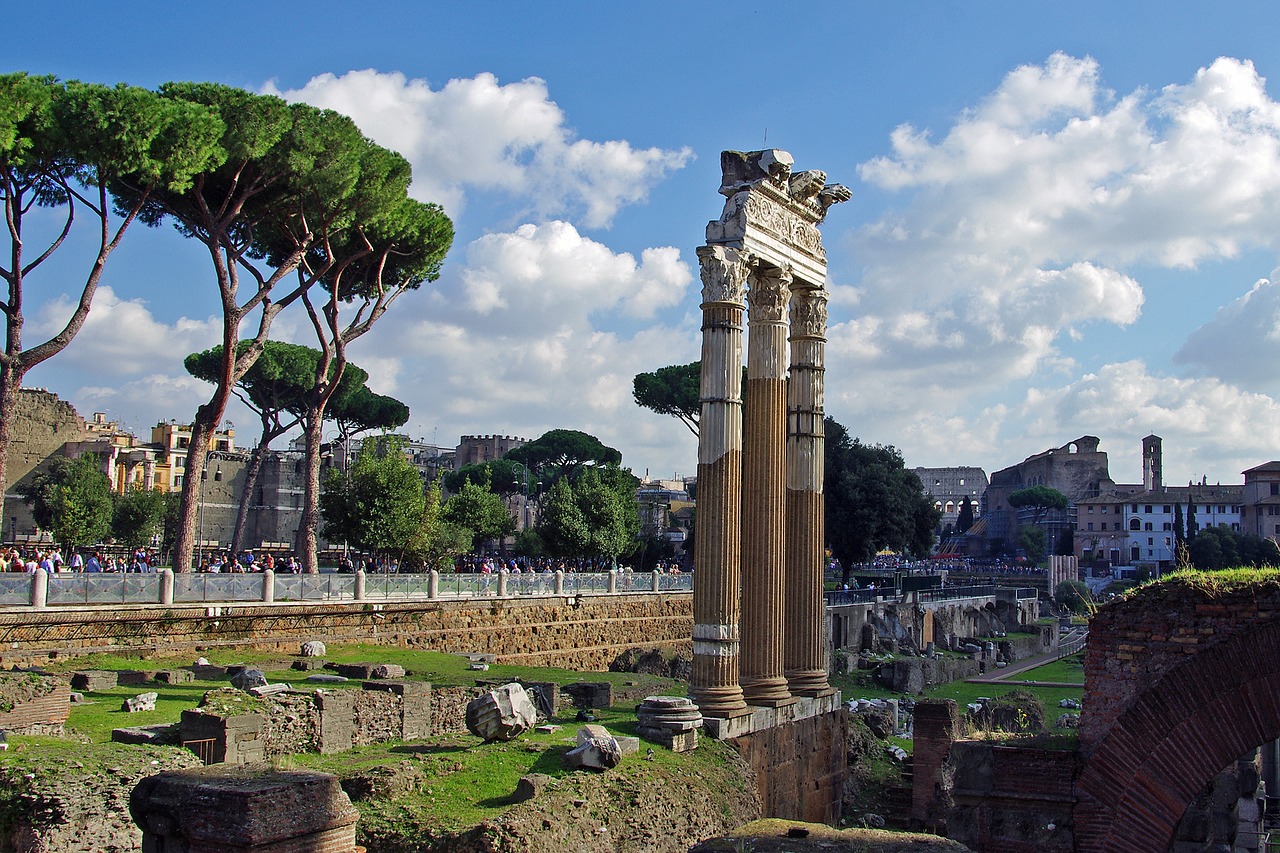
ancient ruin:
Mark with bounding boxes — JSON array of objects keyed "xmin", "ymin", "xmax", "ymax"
[{"xmin": 691, "ymin": 149, "xmax": 849, "ymax": 723}]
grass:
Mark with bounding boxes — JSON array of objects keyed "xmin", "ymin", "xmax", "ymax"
[{"xmin": 46, "ymin": 645, "xmax": 683, "ymax": 744}]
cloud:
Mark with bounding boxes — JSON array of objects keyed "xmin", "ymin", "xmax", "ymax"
[
  {"xmin": 29, "ymin": 286, "xmax": 220, "ymax": 375},
  {"xmin": 265, "ymin": 69, "xmax": 693, "ymax": 227},
  {"xmin": 838, "ymin": 53, "xmax": 1280, "ymax": 410},
  {"xmin": 1019, "ymin": 360, "xmax": 1280, "ymax": 482},
  {"xmin": 1175, "ymin": 274, "xmax": 1280, "ymax": 393}
]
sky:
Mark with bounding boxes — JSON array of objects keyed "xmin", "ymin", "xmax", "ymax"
[{"xmin": 8, "ymin": 1, "xmax": 1280, "ymax": 488}]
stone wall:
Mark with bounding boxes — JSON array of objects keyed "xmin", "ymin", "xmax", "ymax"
[
  {"xmin": 0, "ymin": 593, "xmax": 694, "ymax": 670},
  {"xmin": 731, "ymin": 709, "xmax": 846, "ymax": 824},
  {"xmin": 2, "ymin": 389, "xmax": 87, "ymax": 537},
  {"xmin": 944, "ymin": 741, "xmax": 1078, "ymax": 853},
  {"xmin": 184, "ymin": 681, "xmax": 451, "ymax": 762},
  {"xmin": 0, "ymin": 674, "xmax": 70, "ymax": 734},
  {"xmin": 1076, "ymin": 577, "xmax": 1280, "ymax": 852}
]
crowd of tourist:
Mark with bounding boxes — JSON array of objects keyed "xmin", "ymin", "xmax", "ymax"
[
  {"xmin": 195, "ymin": 551, "xmax": 302, "ymax": 573},
  {"xmin": 0, "ymin": 547, "xmax": 161, "ymax": 573}
]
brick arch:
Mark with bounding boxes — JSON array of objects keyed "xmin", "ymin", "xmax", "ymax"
[{"xmin": 1075, "ymin": 617, "xmax": 1280, "ymax": 852}]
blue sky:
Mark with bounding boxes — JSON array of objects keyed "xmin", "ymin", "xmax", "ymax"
[{"xmin": 9, "ymin": 2, "xmax": 1280, "ymax": 487}]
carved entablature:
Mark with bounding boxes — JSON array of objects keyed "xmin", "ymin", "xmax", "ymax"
[
  {"xmin": 747, "ymin": 265, "xmax": 793, "ymax": 323},
  {"xmin": 705, "ymin": 150, "xmax": 850, "ymax": 290},
  {"xmin": 697, "ymin": 245, "xmax": 754, "ymax": 307},
  {"xmin": 789, "ymin": 289, "xmax": 828, "ymax": 339}
]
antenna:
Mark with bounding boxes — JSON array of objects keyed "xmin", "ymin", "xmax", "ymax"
[{"xmin": 763, "ymin": 127, "xmax": 768, "ymax": 146}]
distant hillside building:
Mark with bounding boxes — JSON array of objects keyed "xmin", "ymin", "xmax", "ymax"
[
  {"xmin": 455, "ymin": 434, "xmax": 528, "ymax": 468},
  {"xmin": 914, "ymin": 466, "xmax": 987, "ymax": 536},
  {"xmin": 982, "ymin": 436, "xmax": 1117, "ymax": 556}
]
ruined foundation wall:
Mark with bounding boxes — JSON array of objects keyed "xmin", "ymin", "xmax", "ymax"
[
  {"xmin": 0, "ymin": 594, "xmax": 694, "ymax": 670},
  {"xmin": 731, "ymin": 709, "xmax": 846, "ymax": 825}
]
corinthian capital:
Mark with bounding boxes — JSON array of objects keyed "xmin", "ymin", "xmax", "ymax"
[
  {"xmin": 789, "ymin": 288, "xmax": 828, "ymax": 339},
  {"xmin": 746, "ymin": 265, "xmax": 792, "ymax": 323},
  {"xmin": 698, "ymin": 245, "xmax": 753, "ymax": 306}
]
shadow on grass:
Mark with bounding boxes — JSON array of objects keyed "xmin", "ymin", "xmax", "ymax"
[{"xmin": 473, "ymin": 745, "xmax": 572, "ymax": 807}]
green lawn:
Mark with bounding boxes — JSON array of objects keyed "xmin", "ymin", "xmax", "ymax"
[{"xmin": 49, "ymin": 645, "xmax": 683, "ymax": 744}]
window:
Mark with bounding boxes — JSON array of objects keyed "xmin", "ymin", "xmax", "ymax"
[
  {"xmin": 1162, "ymin": 522, "xmax": 1172, "ymax": 531},
  {"xmin": 1087, "ymin": 522, "xmax": 1094, "ymax": 531},
  {"xmin": 174, "ymin": 476, "xmax": 183, "ymax": 488},
  {"xmin": 1102, "ymin": 506, "xmax": 1109, "ymax": 514},
  {"xmin": 1101, "ymin": 522, "xmax": 1107, "ymax": 531},
  {"xmin": 1129, "ymin": 518, "xmax": 1141, "ymax": 531},
  {"xmin": 1145, "ymin": 523, "xmax": 1153, "ymax": 531},
  {"xmin": 1163, "ymin": 505, "xmax": 1171, "ymax": 513},
  {"xmin": 959, "ymin": 478, "xmax": 965, "ymax": 486},
  {"xmin": 1131, "ymin": 503, "xmax": 1139, "ymax": 512},
  {"xmin": 1271, "ymin": 483, "xmax": 1278, "ymax": 496},
  {"xmin": 1144, "ymin": 505, "xmax": 1153, "ymax": 514},
  {"xmin": 1088, "ymin": 506, "xmax": 1095, "ymax": 514}
]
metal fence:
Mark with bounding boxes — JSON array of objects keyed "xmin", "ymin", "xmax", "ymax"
[{"xmin": 8, "ymin": 569, "xmax": 693, "ymax": 609}]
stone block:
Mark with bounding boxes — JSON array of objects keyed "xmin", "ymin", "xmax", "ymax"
[
  {"xmin": 118, "ymin": 670, "xmax": 158, "ymax": 686},
  {"xmin": 307, "ymin": 674, "xmax": 349, "ymax": 684},
  {"xmin": 179, "ymin": 710, "xmax": 266, "ymax": 765},
  {"xmin": 112, "ymin": 723, "xmax": 179, "ymax": 745},
  {"xmin": 123, "ymin": 692, "xmax": 158, "ymax": 713},
  {"xmin": 466, "ymin": 683, "xmax": 537, "ymax": 742},
  {"xmin": 71, "ymin": 670, "xmax": 118, "ymax": 692},
  {"xmin": 130, "ymin": 767, "xmax": 360, "ymax": 852},
  {"xmin": 248, "ymin": 683, "xmax": 290, "ymax": 697},
  {"xmin": 192, "ymin": 664, "xmax": 228, "ymax": 681},
  {"xmin": 563, "ymin": 681, "xmax": 613, "ymax": 709},
  {"xmin": 155, "ymin": 669, "xmax": 195, "ymax": 684},
  {"xmin": 300, "ymin": 640, "xmax": 327, "ymax": 657},
  {"xmin": 362, "ymin": 679, "xmax": 431, "ymax": 740},
  {"xmin": 230, "ymin": 669, "xmax": 268, "ymax": 692},
  {"xmin": 638, "ymin": 725, "xmax": 698, "ymax": 752},
  {"xmin": 565, "ymin": 735, "xmax": 622, "ymax": 771},
  {"xmin": 315, "ymin": 689, "xmax": 356, "ymax": 755},
  {"xmin": 370, "ymin": 664, "xmax": 406, "ymax": 679},
  {"xmin": 336, "ymin": 663, "xmax": 377, "ymax": 679},
  {"xmin": 291, "ymin": 658, "xmax": 325, "ymax": 671}
]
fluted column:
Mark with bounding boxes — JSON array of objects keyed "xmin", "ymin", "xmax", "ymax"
[
  {"xmin": 740, "ymin": 263, "xmax": 794, "ymax": 707},
  {"xmin": 690, "ymin": 245, "xmax": 750, "ymax": 718},
  {"xmin": 785, "ymin": 285, "xmax": 834, "ymax": 696}
]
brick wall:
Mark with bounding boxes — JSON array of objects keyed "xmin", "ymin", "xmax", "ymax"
[
  {"xmin": 731, "ymin": 709, "xmax": 846, "ymax": 824},
  {"xmin": 1076, "ymin": 577, "xmax": 1280, "ymax": 852},
  {"xmin": 945, "ymin": 742, "xmax": 1078, "ymax": 852},
  {"xmin": 0, "ymin": 593, "xmax": 693, "ymax": 670},
  {"xmin": 0, "ymin": 679, "xmax": 70, "ymax": 733}
]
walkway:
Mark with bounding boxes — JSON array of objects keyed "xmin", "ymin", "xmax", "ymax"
[{"xmin": 965, "ymin": 627, "xmax": 1087, "ymax": 686}]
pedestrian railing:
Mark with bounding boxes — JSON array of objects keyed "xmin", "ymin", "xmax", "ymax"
[{"xmin": 8, "ymin": 568, "xmax": 693, "ymax": 610}]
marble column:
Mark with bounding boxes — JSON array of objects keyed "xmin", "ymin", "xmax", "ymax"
[
  {"xmin": 740, "ymin": 263, "xmax": 794, "ymax": 707},
  {"xmin": 689, "ymin": 245, "xmax": 750, "ymax": 718},
  {"xmin": 785, "ymin": 285, "xmax": 834, "ymax": 696}
]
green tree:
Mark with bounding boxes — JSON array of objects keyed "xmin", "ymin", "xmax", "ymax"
[
  {"xmin": 291, "ymin": 193, "xmax": 453, "ymax": 573},
  {"xmin": 111, "ymin": 484, "xmax": 168, "ymax": 550},
  {"xmin": 18, "ymin": 453, "xmax": 112, "ymax": 551},
  {"xmin": 329, "ymin": 385, "xmax": 411, "ymax": 445},
  {"xmin": 1007, "ymin": 486, "xmax": 1070, "ymax": 525},
  {"xmin": 441, "ymin": 477, "xmax": 516, "ymax": 551},
  {"xmin": 506, "ymin": 429, "xmax": 623, "ymax": 488},
  {"xmin": 956, "ymin": 496, "xmax": 975, "ymax": 534},
  {"xmin": 633, "ymin": 361, "xmax": 701, "ymax": 437},
  {"xmin": 1186, "ymin": 500, "xmax": 1198, "ymax": 542},
  {"xmin": 1018, "ymin": 525, "xmax": 1047, "ymax": 565},
  {"xmin": 402, "ymin": 474, "xmax": 471, "ymax": 571},
  {"xmin": 0, "ymin": 74, "xmax": 222, "ymax": 501},
  {"xmin": 575, "ymin": 465, "xmax": 641, "ymax": 563},
  {"xmin": 824, "ymin": 417, "xmax": 939, "ymax": 581},
  {"xmin": 1055, "ymin": 579, "xmax": 1091, "ymax": 615},
  {"xmin": 320, "ymin": 438, "xmax": 424, "ymax": 558},
  {"xmin": 444, "ymin": 459, "xmax": 530, "ymax": 497},
  {"xmin": 537, "ymin": 478, "xmax": 590, "ymax": 557},
  {"xmin": 1173, "ymin": 502, "xmax": 1189, "ymax": 568},
  {"xmin": 126, "ymin": 83, "xmax": 420, "ymax": 572},
  {"xmin": 186, "ymin": 341, "xmax": 369, "ymax": 555}
]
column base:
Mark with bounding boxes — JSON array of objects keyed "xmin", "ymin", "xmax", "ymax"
[
  {"xmin": 786, "ymin": 669, "xmax": 836, "ymax": 698},
  {"xmin": 740, "ymin": 676, "xmax": 795, "ymax": 708},
  {"xmin": 690, "ymin": 686, "xmax": 751, "ymax": 719}
]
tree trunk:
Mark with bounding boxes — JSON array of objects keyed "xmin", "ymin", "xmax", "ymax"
[
  {"xmin": 229, "ymin": 435, "xmax": 271, "ymax": 557},
  {"xmin": 0, "ymin": 363, "xmax": 23, "ymax": 518},
  {"xmin": 298, "ymin": 412, "xmax": 325, "ymax": 574},
  {"xmin": 171, "ymin": 416, "xmax": 215, "ymax": 572}
]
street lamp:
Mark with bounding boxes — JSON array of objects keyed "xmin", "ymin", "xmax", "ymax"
[{"xmin": 510, "ymin": 462, "xmax": 531, "ymax": 530}]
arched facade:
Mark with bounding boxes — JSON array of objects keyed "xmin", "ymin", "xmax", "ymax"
[{"xmin": 1075, "ymin": 576, "xmax": 1280, "ymax": 851}]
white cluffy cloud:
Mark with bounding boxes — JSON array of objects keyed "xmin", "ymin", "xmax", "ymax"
[
  {"xmin": 841, "ymin": 54, "xmax": 1280, "ymax": 405},
  {"xmin": 1176, "ymin": 273, "xmax": 1280, "ymax": 394},
  {"xmin": 266, "ymin": 69, "xmax": 693, "ymax": 227},
  {"xmin": 344, "ymin": 220, "xmax": 698, "ymax": 474}
]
